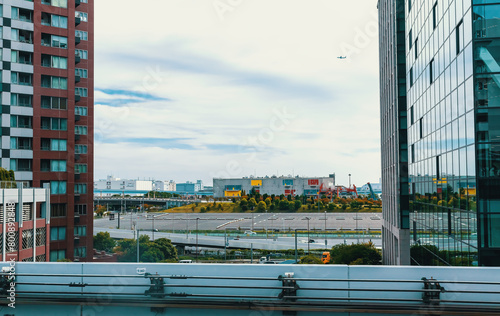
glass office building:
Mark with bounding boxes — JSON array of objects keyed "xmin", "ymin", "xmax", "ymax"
[
  {"xmin": 380, "ymin": 0, "xmax": 500, "ymax": 266},
  {"xmin": 379, "ymin": 0, "xmax": 411, "ymax": 265}
]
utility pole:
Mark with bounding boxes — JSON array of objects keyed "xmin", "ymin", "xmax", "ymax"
[
  {"xmin": 196, "ymin": 218, "xmax": 199, "ymax": 263},
  {"xmin": 295, "ymin": 229, "xmax": 298, "ymax": 263},
  {"xmin": 266, "ymin": 210, "xmax": 268, "ymax": 240},
  {"xmin": 136, "ymin": 227, "xmax": 140, "ymax": 263},
  {"xmin": 306, "ymin": 217, "xmax": 310, "ymax": 254},
  {"xmin": 325, "ymin": 211, "xmax": 327, "ymax": 247}
]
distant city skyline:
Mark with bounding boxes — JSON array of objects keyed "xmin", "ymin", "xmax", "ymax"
[{"xmin": 94, "ymin": 0, "xmax": 380, "ymax": 187}]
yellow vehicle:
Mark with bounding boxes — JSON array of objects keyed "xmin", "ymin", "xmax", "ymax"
[{"xmin": 322, "ymin": 252, "xmax": 331, "ymax": 264}]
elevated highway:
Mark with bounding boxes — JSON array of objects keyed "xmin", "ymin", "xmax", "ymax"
[{"xmin": 95, "ymin": 227, "xmax": 381, "ymax": 251}]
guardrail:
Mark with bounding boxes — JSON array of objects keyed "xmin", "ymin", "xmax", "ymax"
[{"xmin": 2, "ymin": 263, "xmax": 500, "ymax": 315}]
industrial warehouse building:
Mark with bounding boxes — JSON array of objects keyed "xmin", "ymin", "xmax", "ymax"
[{"xmin": 213, "ymin": 175, "xmax": 335, "ymax": 198}]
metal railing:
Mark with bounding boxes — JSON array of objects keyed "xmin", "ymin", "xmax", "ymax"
[{"xmin": 2, "ymin": 263, "xmax": 500, "ymax": 315}]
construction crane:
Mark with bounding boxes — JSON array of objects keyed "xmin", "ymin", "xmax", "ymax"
[{"xmin": 367, "ymin": 182, "xmax": 379, "ymax": 200}]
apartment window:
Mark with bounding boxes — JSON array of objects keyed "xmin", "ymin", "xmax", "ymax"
[
  {"xmin": 49, "ymin": 249, "xmax": 66, "ymax": 262},
  {"xmin": 411, "ymin": 144, "xmax": 415, "ymax": 163},
  {"xmin": 11, "ymin": 29, "xmax": 33, "ymax": 44},
  {"xmin": 409, "ymin": 30, "xmax": 412, "ymax": 49},
  {"xmin": 410, "ymin": 106, "xmax": 414, "ymax": 125},
  {"xmin": 41, "ymin": 138, "xmax": 67, "ymax": 151},
  {"xmin": 419, "ymin": 118, "xmax": 423, "ymax": 139},
  {"xmin": 414, "ymin": 37, "xmax": 418, "ymax": 59},
  {"xmin": 433, "ymin": 2, "xmax": 438, "ymax": 29},
  {"xmin": 41, "ymin": 160, "xmax": 66, "ymax": 172},
  {"xmin": 75, "ymin": 126, "xmax": 88, "ymax": 135},
  {"xmin": 410, "ymin": 67, "xmax": 414, "ymax": 87},
  {"xmin": 11, "ymin": 93, "xmax": 32, "ymax": 107},
  {"xmin": 10, "ymin": 115, "xmax": 32, "ymax": 128},
  {"xmin": 50, "ymin": 226, "xmax": 66, "ymax": 241},
  {"xmin": 74, "ymin": 247, "xmax": 87, "ymax": 259},
  {"xmin": 75, "ymin": 164, "xmax": 87, "ymax": 174},
  {"xmin": 430, "ymin": 58, "xmax": 435, "ymax": 84},
  {"xmin": 75, "ymin": 68, "xmax": 88, "ymax": 78},
  {"xmin": 11, "ymin": 72, "xmax": 32, "ymax": 86},
  {"xmin": 74, "ymin": 226, "xmax": 86, "ymax": 237},
  {"xmin": 75, "ymin": 49, "xmax": 88, "ymax": 59},
  {"xmin": 75, "ymin": 30, "xmax": 88, "ymax": 40},
  {"xmin": 75, "ymin": 11, "xmax": 88, "ymax": 22},
  {"xmin": 42, "ymin": 0, "xmax": 67, "ymax": 9},
  {"xmin": 50, "ymin": 181, "xmax": 67, "ymax": 195},
  {"xmin": 11, "ymin": 7, "xmax": 33, "ymax": 22},
  {"xmin": 50, "ymin": 204, "xmax": 67, "ymax": 218},
  {"xmin": 75, "ymin": 106, "xmax": 88, "ymax": 116},
  {"xmin": 11, "ymin": 50, "xmax": 33, "ymax": 65},
  {"xmin": 41, "ymin": 12, "xmax": 67, "ymax": 28},
  {"xmin": 456, "ymin": 20, "xmax": 463, "ymax": 55},
  {"xmin": 75, "ymin": 144, "xmax": 88, "ymax": 154},
  {"xmin": 41, "ymin": 96, "xmax": 67, "ymax": 110},
  {"xmin": 41, "ymin": 33, "xmax": 67, "ymax": 49},
  {"xmin": 75, "ymin": 204, "xmax": 87, "ymax": 215},
  {"xmin": 10, "ymin": 159, "xmax": 32, "ymax": 172},
  {"xmin": 41, "ymin": 54, "xmax": 68, "ymax": 69},
  {"xmin": 10, "ymin": 137, "xmax": 32, "ymax": 150},
  {"xmin": 41, "ymin": 117, "xmax": 67, "ymax": 131},
  {"xmin": 41, "ymin": 75, "xmax": 67, "ymax": 89},
  {"xmin": 75, "ymin": 184, "xmax": 87, "ymax": 194},
  {"xmin": 75, "ymin": 87, "xmax": 88, "ymax": 97}
]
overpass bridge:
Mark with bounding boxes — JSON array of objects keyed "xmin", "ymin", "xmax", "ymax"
[
  {"xmin": 94, "ymin": 196, "xmax": 199, "ymax": 210},
  {"xmin": 2, "ymin": 262, "xmax": 500, "ymax": 315},
  {"xmin": 95, "ymin": 228, "xmax": 382, "ymax": 252}
]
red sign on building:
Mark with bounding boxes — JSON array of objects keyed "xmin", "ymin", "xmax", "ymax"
[{"xmin": 308, "ymin": 179, "xmax": 319, "ymax": 185}]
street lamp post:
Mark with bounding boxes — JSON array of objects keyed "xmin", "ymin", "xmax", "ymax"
[
  {"xmin": 136, "ymin": 227, "xmax": 140, "ymax": 263},
  {"xmin": 324, "ymin": 211, "xmax": 327, "ymax": 247},
  {"xmin": 266, "ymin": 210, "xmax": 268, "ymax": 240},
  {"xmin": 305, "ymin": 217, "xmax": 311, "ymax": 254},
  {"xmin": 295, "ymin": 229, "xmax": 299, "ymax": 263},
  {"xmin": 196, "ymin": 218, "xmax": 200, "ymax": 263},
  {"xmin": 152, "ymin": 215, "xmax": 155, "ymax": 241}
]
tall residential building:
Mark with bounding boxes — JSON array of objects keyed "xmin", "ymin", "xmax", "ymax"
[
  {"xmin": 0, "ymin": 0, "xmax": 93, "ymax": 262},
  {"xmin": 380, "ymin": 0, "xmax": 500, "ymax": 266}
]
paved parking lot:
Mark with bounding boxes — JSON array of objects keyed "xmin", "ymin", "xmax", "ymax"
[{"xmin": 95, "ymin": 212, "xmax": 382, "ymax": 232}]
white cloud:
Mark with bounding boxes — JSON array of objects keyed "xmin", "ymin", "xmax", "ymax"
[{"xmin": 94, "ymin": 0, "xmax": 381, "ymax": 187}]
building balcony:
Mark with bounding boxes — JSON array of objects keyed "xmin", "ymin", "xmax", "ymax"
[
  {"xmin": 75, "ymin": 75, "xmax": 81, "ymax": 83},
  {"xmin": 75, "ymin": 94, "xmax": 81, "ymax": 102},
  {"xmin": 75, "ymin": 114, "xmax": 81, "ymax": 121},
  {"xmin": 75, "ymin": 173, "xmax": 81, "ymax": 181},
  {"xmin": 75, "ymin": 36, "xmax": 81, "ymax": 45},
  {"xmin": 75, "ymin": 17, "xmax": 81, "ymax": 25},
  {"xmin": 75, "ymin": 134, "xmax": 81, "ymax": 142},
  {"xmin": 75, "ymin": 55, "xmax": 81, "ymax": 64},
  {"xmin": 75, "ymin": 0, "xmax": 81, "ymax": 6}
]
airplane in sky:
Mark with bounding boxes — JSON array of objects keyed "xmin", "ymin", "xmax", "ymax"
[{"xmin": 337, "ymin": 56, "xmax": 347, "ymax": 59}]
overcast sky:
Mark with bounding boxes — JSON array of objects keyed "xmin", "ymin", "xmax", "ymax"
[{"xmin": 94, "ymin": 0, "xmax": 380, "ymax": 187}]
